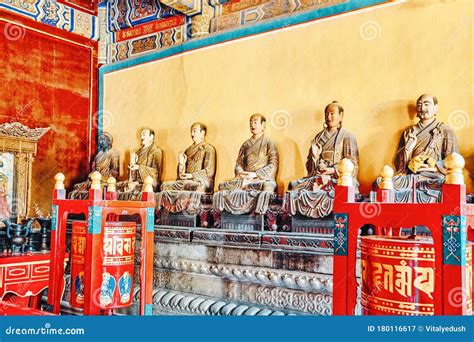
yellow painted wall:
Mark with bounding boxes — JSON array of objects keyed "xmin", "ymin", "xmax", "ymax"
[{"xmin": 103, "ymin": 0, "xmax": 473, "ymax": 194}]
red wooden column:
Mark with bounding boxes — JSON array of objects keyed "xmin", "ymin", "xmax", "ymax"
[
  {"xmin": 332, "ymin": 159, "xmax": 356, "ymax": 315},
  {"xmin": 139, "ymin": 176, "xmax": 156, "ymax": 316},
  {"xmin": 48, "ymin": 173, "xmax": 67, "ymax": 314},
  {"xmin": 83, "ymin": 172, "xmax": 105, "ymax": 315},
  {"xmin": 440, "ymin": 153, "xmax": 470, "ymax": 315}
]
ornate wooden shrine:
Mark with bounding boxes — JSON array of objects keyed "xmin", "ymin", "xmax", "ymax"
[{"xmin": 0, "ymin": 122, "xmax": 50, "ymax": 222}]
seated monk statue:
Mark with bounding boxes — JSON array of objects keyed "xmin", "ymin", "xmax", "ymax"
[
  {"xmin": 157, "ymin": 122, "xmax": 216, "ymax": 213},
  {"xmin": 116, "ymin": 127, "xmax": 162, "ymax": 198},
  {"xmin": 69, "ymin": 132, "xmax": 119, "ymax": 199},
  {"xmin": 284, "ymin": 101, "xmax": 359, "ymax": 218},
  {"xmin": 213, "ymin": 113, "xmax": 279, "ymax": 215},
  {"xmin": 374, "ymin": 94, "xmax": 459, "ymax": 203}
]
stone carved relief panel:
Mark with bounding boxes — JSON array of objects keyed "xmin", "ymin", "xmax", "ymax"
[{"xmin": 154, "ymin": 267, "xmax": 332, "ymax": 314}]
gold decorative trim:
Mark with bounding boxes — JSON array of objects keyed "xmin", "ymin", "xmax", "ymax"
[
  {"xmin": 362, "ymin": 244, "xmax": 435, "ymax": 253},
  {"xmin": 361, "ymin": 254, "xmax": 435, "ymax": 262},
  {"xmin": 0, "ymin": 122, "xmax": 50, "ymax": 141},
  {"xmin": 366, "ymin": 302, "xmax": 434, "ymax": 316},
  {"xmin": 0, "ymin": 123, "xmax": 50, "ymax": 220},
  {"xmin": 367, "ymin": 293, "xmax": 434, "ymax": 308}
]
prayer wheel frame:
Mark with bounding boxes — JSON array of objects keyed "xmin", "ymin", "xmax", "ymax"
[
  {"xmin": 332, "ymin": 155, "xmax": 473, "ymax": 315},
  {"xmin": 47, "ymin": 173, "xmax": 155, "ymax": 315}
]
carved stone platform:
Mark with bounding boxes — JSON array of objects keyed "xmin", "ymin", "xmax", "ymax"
[
  {"xmin": 213, "ymin": 196, "xmax": 284, "ymax": 231},
  {"xmin": 112, "ymin": 226, "xmax": 341, "ymax": 315},
  {"xmin": 157, "ymin": 211, "xmax": 197, "ymax": 227},
  {"xmin": 219, "ymin": 212, "xmax": 264, "ymax": 231},
  {"xmin": 290, "ymin": 214, "xmax": 334, "ymax": 235}
]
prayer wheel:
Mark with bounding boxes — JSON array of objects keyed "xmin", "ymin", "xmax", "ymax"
[
  {"xmin": 70, "ymin": 221, "xmax": 136, "ymax": 309},
  {"xmin": 361, "ymin": 235, "xmax": 472, "ymax": 315}
]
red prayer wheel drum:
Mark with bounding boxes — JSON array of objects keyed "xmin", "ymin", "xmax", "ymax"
[
  {"xmin": 361, "ymin": 236, "xmax": 435, "ymax": 316},
  {"xmin": 361, "ymin": 236, "xmax": 472, "ymax": 315},
  {"xmin": 70, "ymin": 221, "xmax": 136, "ymax": 309},
  {"xmin": 70, "ymin": 221, "xmax": 86, "ymax": 308}
]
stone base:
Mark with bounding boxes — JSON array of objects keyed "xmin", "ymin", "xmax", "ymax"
[
  {"xmin": 157, "ymin": 210, "xmax": 196, "ymax": 228},
  {"xmin": 291, "ymin": 214, "xmax": 334, "ymax": 235},
  {"xmin": 220, "ymin": 212, "xmax": 264, "ymax": 231}
]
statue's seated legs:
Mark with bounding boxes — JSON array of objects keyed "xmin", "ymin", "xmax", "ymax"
[
  {"xmin": 68, "ymin": 181, "xmax": 91, "ymax": 199},
  {"xmin": 218, "ymin": 179, "xmax": 276, "ymax": 192},
  {"xmin": 158, "ymin": 179, "xmax": 208, "ymax": 213},
  {"xmin": 284, "ymin": 174, "xmax": 338, "ymax": 220},
  {"xmin": 157, "ymin": 190, "xmax": 204, "ymax": 214},
  {"xmin": 115, "ymin": 181, "xmax": 143, "ymax": 201},
  {"xmin": 288, "ymin": 176, "xmax": 316, "ymax": 191},
  {"xmin": 374, "ymin": 172, "xmax": 444, "ymax": 203},
  {"xmin": 161, "ymin": 180, "xmax": 205, "ymax": 193},
  {"xmin": 68, "ymin": 181, "xmax": 96, "ymax": 199},
  {"xmin": 213, "ymin": 180, "xmax": 277, "ymax": 216},
  {"xmin": 284, "ymin": 188, "xmax": 335, "ymax": 219},
  {"xmin": 157, "ymin": 180, "xmax": 211, "ymax": 227}
]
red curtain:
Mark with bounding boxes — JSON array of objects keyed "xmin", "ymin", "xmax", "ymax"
[{"xmin": 0, "ymin": 10, "xmax": 98, "ymax": 214}]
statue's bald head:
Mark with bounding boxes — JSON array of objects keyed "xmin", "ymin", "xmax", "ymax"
[
  {"xmin": 140, "ymin": 127, "xmax": 155, "ymax": 147},
  {"xmin": 417, "ymin": 94, "xmax": 438, "ymax": 105},
  {"xmin": 324, "ymin": 101, "xmax": 344, "ymax": 130},
  {"xmin": 98, "ymin": 132, "xmax": 113, "ymax": 150},
  {"xmin": 191, "ymin": 122, "xmax": 207, "ymax": 144},
  {"xmin": 191, "ymin": 122, "xmax": 207, "ymax": 135},
  {"xmin": 324, "ymin": 101, "xmax": 344, "ymax": 116},
  {"xmin": 249, "ymin": 113, "xmax": 266, "ymax": 136},
  {"xmin": 249, "ymin": 113, "xmax": 266, "ymax": 124},
  {"xmin": 416, "ymin": 94, "xmax": 438, "ymax": 122}
]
